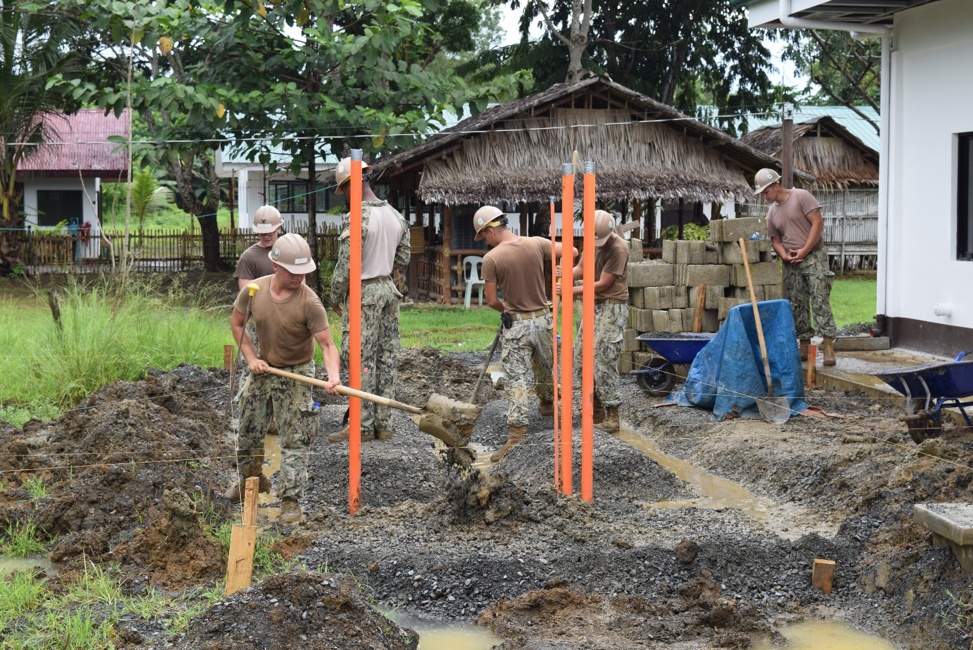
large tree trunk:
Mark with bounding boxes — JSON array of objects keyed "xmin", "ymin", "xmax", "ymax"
[{"xmin": 168, "ymin": 151, "xmax": 227, "ymax": 272}]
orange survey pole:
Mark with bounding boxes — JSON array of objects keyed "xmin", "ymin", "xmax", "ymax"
[
  {"xmin": 581, "ymin": 161, "xmax": 596, "ymax": 503},
  {"xmin": 559, "ymin": 163, "xmax": 575, "ymax": 496},
  {"xmin": 549, "ymin": 196, "xmax": 560, "ymax": 489},
  {"xmin": 348, "ymin": 150, "xmax": 363, "ymax": 515}
]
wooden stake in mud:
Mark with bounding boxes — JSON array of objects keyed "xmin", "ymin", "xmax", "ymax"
[
  {"xmin": 811, "ymin": 558, "xmax": 835, "ymax": 594},
  {"xmin": 549, "ymin": 197, "xmax": 561, "ymax": 489},
  {"xmin": 806, "ymin": 343, "xmax": 817, "ymax": 388},
  {"xmin": 225, "ymin": 476, "xmax": 259, "ymax": 596},
  {"xmin": 559, "ymin": 163, "xmax": 575, "ymax": 496},
  {"xmin": 349, "ymin": 150, "xmax": 364, "ymax": 516},
  {"xmin": 581, "ymin": 161, "xmax": 596, "ymax": 503}
]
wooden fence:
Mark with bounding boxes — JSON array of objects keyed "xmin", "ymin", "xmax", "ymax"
[{"xmin": 19, "ymin": 225, "xmax": 342, "ymax": 274}]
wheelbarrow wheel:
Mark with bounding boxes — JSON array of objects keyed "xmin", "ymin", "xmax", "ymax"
[
  {"xmin": 636, "ymin": 358, "xmax": 676, "ymax": 397},
  {"xmin": 901, "ymin": 410, "xmax": 943, "ymax": 444}
]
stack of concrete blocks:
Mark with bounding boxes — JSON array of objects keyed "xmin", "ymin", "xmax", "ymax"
[{"xmin": 618, "ymin": 217, "xmax": 783, "ymax": 374}]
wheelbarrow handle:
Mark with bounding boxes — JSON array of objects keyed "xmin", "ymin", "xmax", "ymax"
[{"xmin": 264, "ymin": 367, "xmax": 423, "ymax": 415}]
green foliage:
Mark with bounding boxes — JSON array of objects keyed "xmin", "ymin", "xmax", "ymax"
[
  {"xmin": 0, "ymin": 520, "xmax": 49, "ymax": 556},
  {"xmin": 831, "ymin": 276, "xmax": 877, "ymax": 328},
  {"xmin": 661, "ymin": 223, "xmax": 709, "ymax": 241},
  {"xmin": 399, "ymin": 304, "xmax": 498, "ymax": 351},
  {"xmin": 0, "ymin": 571, "xmax": 49, "ymax": 627},
  {"xmin": 781, "ymin": 31, "xmax": 882, "ymax": 110},
  {"xmin": 22, "ymin": 475, "xmax": 48, "ymax": 501}
]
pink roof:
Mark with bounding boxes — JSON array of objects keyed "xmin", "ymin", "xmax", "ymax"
[{"xmin": 17, "ymin": 109, "xmax": 131, "ymax": 179}]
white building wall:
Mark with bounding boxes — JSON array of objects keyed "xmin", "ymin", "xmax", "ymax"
[
  {"xmin": 22, "ymin": 177, "xmax": 103, "ymax": 259},
  {"xmin": 887, "ymin": 0, "xmax": 973, "ymax": 331}
]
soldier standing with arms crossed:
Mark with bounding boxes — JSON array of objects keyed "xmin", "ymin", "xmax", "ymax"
[
  {"xmin": 556, "ymin": 210, "xmax": 629, "ymax": 432},
  {"xmin": 328, "ymin": 157, "xmax": 411, "ymax": 443},
  {"xmin": 475, "ymin": 205, "xmax": 576, "ymax": 462}
]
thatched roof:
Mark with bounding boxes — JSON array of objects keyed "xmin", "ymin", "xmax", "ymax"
[
  {"xmin": 373, "ymin": 76, "xmax": 788, "ymax": 206},
  {"xmin": 741, "ymin": 116, "xmax": 879, "ymax": 189}
]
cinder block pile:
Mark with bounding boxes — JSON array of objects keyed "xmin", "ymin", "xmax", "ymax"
[{"xmin": 617, "ymin": 217, "xmax": 782, "ymax": 373}]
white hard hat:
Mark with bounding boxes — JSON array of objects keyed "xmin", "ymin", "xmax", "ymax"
[
  {"xmin": 268, "ymin": 233, "xmax": 316, "ymax": 274},
  {"xmin": 594, "ymin": 210, "xmax": 616, "ymax": 247},
  {"xmin": 252, "ymin": 205, "xmax": 283, "ymax": 233},
  {"xmin": 753, "ymin": 168, "xmax": 781, "ymax": 195},
  {"xmin": 334, "ymin": 157, "xmax": 372, "ymax": 195},
  {"xmin": 473, "ymin": 206, "xmax": 504, "ymax": 241}
]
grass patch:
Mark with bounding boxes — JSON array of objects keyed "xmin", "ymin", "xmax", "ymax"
[
  {"xmin": 831, "ymin": 277, "xmax": 877, "ymax": 328},
  {"xmin": 0, "ymin": 521, "xmax": 48, "ymax": 556},
  {"xmin": 399, "ymin": 304, "xmax": 497, "ymax": 352}
]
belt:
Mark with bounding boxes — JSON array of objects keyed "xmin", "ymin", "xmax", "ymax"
[
  {"xmin": 595, "ymin": 298, "xmax": 628, "ymax": 305},
  {"xmin": 511, "ymin": 309, "xmax": 549, "ymax": 321},
  {"xmin": 362, "ymin": 276, "xmax": 390, "ymax": 285}
]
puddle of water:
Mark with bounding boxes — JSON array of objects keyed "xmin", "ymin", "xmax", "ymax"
[
  {"xmin": 388, "ymin": 611, "xmax": 500, "ymax": 649},
  {"xmin": 614, "ymin": 428, "xmax": 773, "ymax": 520},
  {"xmin": 752, "ymin": 620, "xmax": 897, "ymax": 649},
  {"xmin": 0, "ymin": 556, "xmax": 53, "ymax": 578}
]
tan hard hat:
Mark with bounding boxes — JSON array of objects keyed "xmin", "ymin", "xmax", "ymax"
[
  {"xmin": 268, "ymin": 233, "xmax": 317, "ymax": 274},
  {"xmin": 252, "ymin": 205, "xmax": 283, "ymax": 233},
  {"xmin": 334, "ymin": 157, "xmax": 372, "ymax": 195},
  {"xmin": 594, "ymin": 210, "xmax": 616, "ymax": 247},
  {"xmin": 473, "ymin": 205, "xmax": 504, "ymax": 241},
  {"xmin": 753, "ymin": 168, "xmax": 781, "ymax": 195}
]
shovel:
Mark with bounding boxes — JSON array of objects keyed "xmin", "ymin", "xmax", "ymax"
[
  {"xmin": 470, "ymin": 324, "xmax": 502, "ymax": 403},
  {"xmin": 738, "ymin": 238, "xmax": 791, "ymax": 424},
  {"xmin": 264, "ymin": 367, "xmax": 481, "ymax": 448}
]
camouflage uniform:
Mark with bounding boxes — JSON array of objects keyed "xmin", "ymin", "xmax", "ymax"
[
  {"xmin": 237, "ymin": 360, "xmax": 318, "ymax": 499},
  {"xmin": 574, "ymin": 302, "xmax": 628, "ymax": 408},
  {"xmin": 332, "ymin": 201, "xmax": 411, "ymax": 436},
  {"xmin": 782, "ymin": 245, "xmax": 836, "ymax": 340},
  {"xmin": 501, "ymin": 313, "xmax": 556, "ymax": 427}
]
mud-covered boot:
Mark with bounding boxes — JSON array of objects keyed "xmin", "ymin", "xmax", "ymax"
[
  {"xmin": 279, "ymin": 498, "xmax": 302, "ymax": 525},
  {"xmin": 538, "ymin": 400, "xmax": 555, "ymax": 417},
  {"xmin": 601, "ymin": 406, "xmax": 619, "ymax": 432},
  {"xmin": 374, "ymin": 426, "xmax": 393, "ymax": 440},
  {"xmin": 823, "ymin": 337, "xmax": 836, "ymax": 367},
  {"xmin": 799, "ymin": 339, "xmax": 810, "ymax": 362},
  {"xmin": 224, "ymin": 474, "xmax": 272, "ymax": 503},
  {"xmin": 327, "ymin": 426, "xmax": 375, "ymax": 443},
  {"xmin": 490, "ymin": 425, "xmax": 527, "ymax": 463},
  {"xmin": 592, "ymin": 395, "xmax": 606, "ymax": 423}
]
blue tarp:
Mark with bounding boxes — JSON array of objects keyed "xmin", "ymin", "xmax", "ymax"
[{"xmin": 673, "ymin": 299, "xmax": 807, "ymax": 420}]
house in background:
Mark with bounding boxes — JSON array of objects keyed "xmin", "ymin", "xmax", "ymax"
[
  {"xmin": 741, "ymin": 111, "xmax": 880, "ymax": 271},
  {"xmin": 18, "ymin": 108, "xmax": 130, "ymax": 260},
  {"xmin": 738, "ymin": 0, "xmax": 973, "ymax": 356}
]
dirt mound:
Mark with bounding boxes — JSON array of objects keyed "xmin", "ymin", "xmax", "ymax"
[
  {"xmin": 169, "ymin": 571, "xmax": 419, "ymax": 649},
  {"xmin": 0, "ymin": 365, "xmax": 233, "ymax": 589}
]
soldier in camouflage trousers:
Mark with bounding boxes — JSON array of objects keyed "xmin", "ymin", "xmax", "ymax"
[
  {"xmin": 328, "ymin": 156, "xmax": 411, "ymax": 443},
  {"xmin": 558, "ymin": 210, "xmax": 629, "ymax": 431},
  {"xmin": 756, "ymin": 168, "xmax": 837, "ymax": 366}
]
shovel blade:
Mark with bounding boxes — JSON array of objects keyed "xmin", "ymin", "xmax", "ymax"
[
  {"xmin": 757, "ymin": 394, "xmax": 792, "ymax": 424},
  {"xmin": 418, "ymin": 393, "xmax": 483, "ymax": 448}
]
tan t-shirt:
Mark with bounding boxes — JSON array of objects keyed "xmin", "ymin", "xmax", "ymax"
[
  {"xmin": 482, "ymin": 236, "xmax": 551, "ymax": 313},
  {"xmin": 595, "ymin": 235, "xmax": 630, "ymax": 302},
  {"xmin": 766, "ymin": 188, "xmax": 822, "ymax": 251},
  {"xmin": 233, "ymin": 243, "xmax": 275, "ymax": 281},
  {"xmin": 233, "ymin": 275, "xmax": 329, "ymax": 367}
]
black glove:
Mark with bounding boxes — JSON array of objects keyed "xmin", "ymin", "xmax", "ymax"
[{"xmin": 501, "ymin": 311, "xmax": 513, "ymax": 329}]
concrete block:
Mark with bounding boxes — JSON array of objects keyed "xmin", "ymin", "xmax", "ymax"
[
  {"xmin": 719, "ymin": 297, "xmax": 748, "ymax": 320},
  {"xmin": 833, "ymin": 336, "xmax": 891, "ymax": 351},
  {"xmin": 631, "ymin": 307, "xmax": 654, "ymax": 332},
  {"xmin": 732, "ymin": 285, "xmax": 764, "ymax": 302},
  {"xmin": 617, "ymin": 353, "xmax": 634, "ymax": 374},
  {"xmin": 634, "ymin": 350, "xmax": 656, "ymax": 369},
  {"xmin": 711, "ymin": 217, "xmax": 766, "ymax": 243},
  {"xmin": 689, "ymin": 241, "xmax": 706, "ymax": 264},
  {"xmin": 731, "ymin": 261, "xmax": 781, "ymax": 287},
  {"xmin": 720, "ymin": 240, "xmax": 759, "ymax": 265},
  {"xmin": 675, "ymin": 240, "xmax": 691, "ymax": 265},
  {"xmin": 914, "ymin": 503, "xmax": 973, "ymax": 572},
  {"xmin": 811, "ymin": 559, "xmax": 835, "ymax": 594},
  {"xmin": 631, "ymin": 288, "xmax": 644, "ymax": 309},
  {"xmin": 652, "ymin": 310, "xmax": 669, "ymax": 331},
  {"xmin": 690, "ymin": 285, "xmax": 725, "ymax": 310},
  {"xmin": 673, "ymin": 285, "xmax": 688, "ymax": 309},
  {"xmin": 629, "ymin": 240, "xmax": 644, "ymax": 262},
  {"xmin": 700, "ymin": 308, "xmax": 720, "ymax": 332},
  {"xmin": 704, "ymin": 246, "xmax": 721, "ymax": 265},
  {"xmin": 622, "ymin": 328, "xmax": 640, "ymax": 352},
  {"xmin": 628, "ymin": 262, "xmax": 674, "ymax": 288},
  {"xmin": 764, "ymin": 283, "xmax": 784, "ymax": 300},
  {"xmin": 643, "ymin": 286, "xmax": 674, "ymax": 310},
  {"xmin": 673, "ymin": 264, "xmax": 688, "ymax": 286},
  {"xmin": 686, "ymin": 264, "xmax": 731, "ymax": 288},
  {"xmin": 667, "ymin": 309, "xmax": 685, "ymax": 332},
  {"xmin": 662, "ymin": 239, "xmax": 677, "ymax": 264},
  {"xmin": 708, "ymin": 219, "xmax": 723, "ymax": 242}
]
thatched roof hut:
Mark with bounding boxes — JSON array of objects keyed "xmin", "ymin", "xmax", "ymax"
[
  {"xmin": 373, "ymin": 76, "xmax": 783, "ymax": 206},
  {"xmin": 740, "ymin": 116, "xmax": 879, "ymax": 189}
]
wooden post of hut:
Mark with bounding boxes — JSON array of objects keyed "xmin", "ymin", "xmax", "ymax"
[
  {"xmin": 631, "ymin": 199, "xmax": 642, "ymax": 240},
  {"xmin": 440, "ymin": 205, "xmax": 452, "ymax": 304}
]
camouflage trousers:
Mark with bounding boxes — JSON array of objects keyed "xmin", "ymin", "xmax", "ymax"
[
  {"xmin": 573, "ymin": 302, "xmax": 628, "ymax": 408},
  {"xmin": 233, "ymin": 318, "xmax": 279, "ymax": 435},
  {"xmin": 501, "ymin": 312, "xmax": 555, "ymax": 427},
  {"xmin": 783, "ymin": 246, "xmax": 837, "ymax": 340},
  {"xmin": 340, "ymin": 281, "xmax": 401, "ymax": 436},
  {"xmin": 237, "ymin": 360, "xmax": 318, "ymax": 499}
]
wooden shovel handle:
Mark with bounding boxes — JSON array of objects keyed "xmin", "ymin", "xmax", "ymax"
[
  {"xmin": 738, "ymin": 238, "xmax": 775, "ymax": 392},
  {"xmin": 264, "ymin": 367, "xmax": 423, "ymax": 415}
]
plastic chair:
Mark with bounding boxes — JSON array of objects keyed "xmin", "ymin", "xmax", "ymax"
[{"xmin": 463, "ymin": 255, "xmax": 485, "ymax": 308}]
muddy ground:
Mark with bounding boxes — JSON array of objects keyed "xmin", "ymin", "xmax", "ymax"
[{"xmin": 3, "ymin": 300, "xmax": 973, "ymax": 648}]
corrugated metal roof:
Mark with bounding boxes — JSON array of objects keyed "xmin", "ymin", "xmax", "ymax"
[
  {"xmin": 742, "ymin": 106, "xmax": 880, "ymax": 153},
  {"xmin": 18, "ymin": 109, "xmax": 130, "ymax": 178}
]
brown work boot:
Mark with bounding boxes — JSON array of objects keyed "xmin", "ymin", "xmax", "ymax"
[
  {"xmin": 799, "ymin": 339, "xmax": 810, "ymax": 362},
  {"xmin": 538, "ymin": 400, "xmax": 555, "ymax": 417},
  {"xmin": 374, "ymin": 427, "xmax": 393, "ymax": 440},
  {"xmin": 327, "ymin": 426, "xmax": 376, "ymax": 443},
  {"xmin": 592, "ymin": 395, "xmax": 606, "ymax": 424},
  {"xmin": 279, "ymin": 498, "xmax": 302, "ymax": 525},
  {"xmin": 490, "ymin": 425, "xmax": 527, "ymax": 463},
  {"xmin": 823, "ymin": 337, "xmax": 836, "ymax": 367},
  {"xmin": 224, "ymin": 474, "xmax": 272, "ymax": 503},
  {"xmin": 600, "ymin": 406, "xmax": 619, "ymax": 433}
]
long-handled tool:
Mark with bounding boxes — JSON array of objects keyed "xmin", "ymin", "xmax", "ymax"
[
  {"xmin": 738, "ymin": 238, "xmax": 791, "ymax": 424},
  {"xmin": 265, "ymin": 367, "xmax": 482, "ymax": 448},
  {"xmin": 470, "ymin": 324, "xmax": 502, "ymax": 403}
]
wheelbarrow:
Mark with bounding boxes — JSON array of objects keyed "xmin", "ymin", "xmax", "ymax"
[
  {"xmin": 872, "ymin": 351, "xmax": 973, "ymax": 443},
  {"xmin": 631, "ymin": 332, "xmax": 715, "ymax": 396}
]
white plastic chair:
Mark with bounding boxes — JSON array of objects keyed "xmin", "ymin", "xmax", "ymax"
[{"xmin": 463, "ymin": 255, "xmax": 485, "ymax": 308}]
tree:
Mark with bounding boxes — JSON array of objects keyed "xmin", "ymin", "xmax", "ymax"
[{"xmin": 0, "ymin": 0, "xmax": 82, "ymax": 274}]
